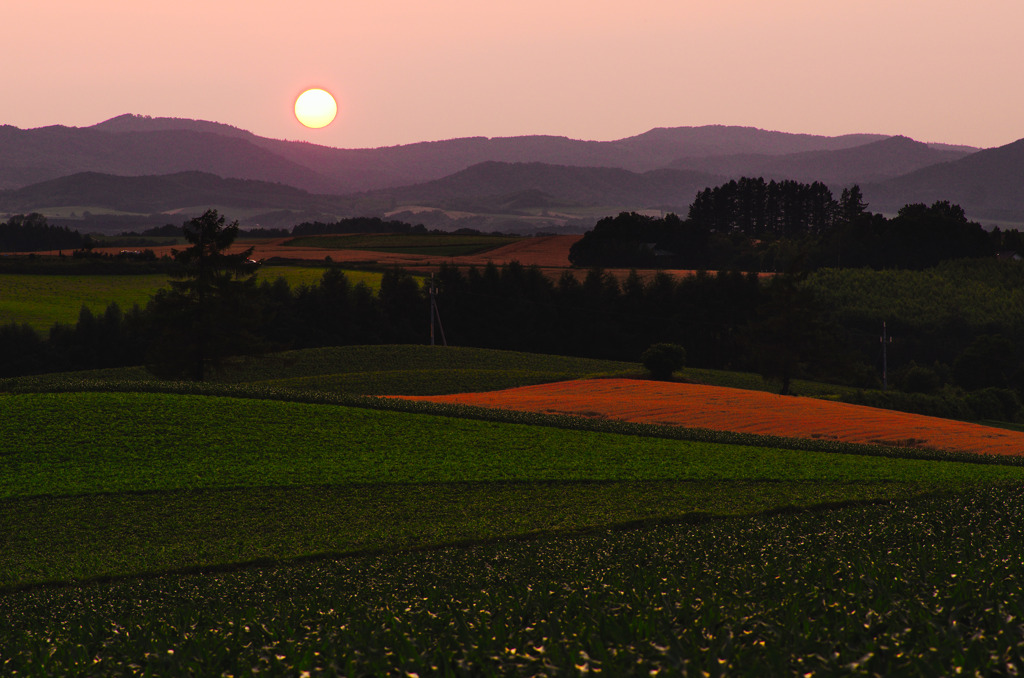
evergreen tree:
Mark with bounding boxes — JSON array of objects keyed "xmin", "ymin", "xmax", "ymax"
[{"xmin": 146, "ymin": 210, "xmax": 260, "ymax": 380}]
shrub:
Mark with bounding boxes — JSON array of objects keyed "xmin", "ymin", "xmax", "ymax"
[
  {"xmin": 965, "ymin": 387, "xmax": 1023, "ymax": 422},
  {"xmin": 642, "ymin": 343, "xmax": 686, "ymax": 380},
  {"xmin": 899, "ymin": 362, "xmax": 941, "ymax": 394}
]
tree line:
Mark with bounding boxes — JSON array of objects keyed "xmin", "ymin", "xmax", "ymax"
[
  {"xmin": 4, "ymin": 214, "xmax": 1022, "ymax": 407},
  {"xmin": 569, "ymin": 179, "xmax": 1016, "ymax": 271},
  {"xmin": 4, "ymin": 209, "xmax": 1024, "ymax": 420},
  {"xmin": 0, "ymin": 213, "xmax": 95, "ymax": 253}
]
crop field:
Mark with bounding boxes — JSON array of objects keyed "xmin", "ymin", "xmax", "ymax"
[
  {"xmin": 285, "ymin": 233, "xmax": 522, "ymax": 256},
  {"xmin": 0, "ymin": 345, "xmax": 640, "ymax": 393},
  {"xmin": 402, "ymin": 378, "xmax": 1024, "ymax": 456},
  {"xmin": 0, "ymin": 267, "xmax": 380, "ymax": 332},
  {"xmin": 2, "ymin": 344, "xmax": 859, "ymax": 401},
  {"xmin": 4, "ymin": 345, "xmax": 1024, "ymax": 674},
  {"xmin": 5, "ymin": 483, "xmax": 1024, "ymax": 674}
]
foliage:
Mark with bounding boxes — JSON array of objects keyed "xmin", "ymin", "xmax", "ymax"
[
  {"xmin": 0, "ymin": 344, "xmax": 856, "ymax": 400},
  {"xmin": 805, "ymin": 259, "xmax": 1024, "ymax": 394},
  {"xmin": 0, "ymin": 480, "xmax": 914, "ymax": 590},
  {"xmin": 6, "ymin": 253, "xmax": 1024, "ymax": 404},
  {"xmin": 0, "ymin": 213, "xmax": 93, "ymax": 253},
  {"xmin": 569, "ymin": 182, "xmax": 999, "ymax": 271},
  {"xmin": 6, "ymin": 487, "xmax": 1024, "ymax": 675},
  {"xmin": 145, "ymin": 210, "xmax": 262, "ymax": 380},
  {"xmin": 840, "ymin": 387, "xmax": 1024, "ymax": 423},
  {"xmin": 0, "ymin": 267, "xmax": 371, "ymax": 334},
  {"xmin": 4, "ymin": 385, "xmax": 1024, "ymax": 479},
  {"xmin": 641, "ymin": 342, "xmax": 686, "ymax": 379},
  {"xmin": 688, "ymin": 177, "xmax": 839, "ymax": 237},
  {"xmin": 13, "ymin": 391, "xmax": 1021, "ymax": 500},
  {"xmin": 4, "ymin": 384, "xmax": 1024, "ymax": 592},
  {"xmin": 747, "ymin": 263, "xmax": 842, "ymax": 394}
]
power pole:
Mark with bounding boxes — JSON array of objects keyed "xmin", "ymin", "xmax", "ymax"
[
  {"xmin": 429, "ymin": 274, "xmax": 447, "ymax": 347},
  {"xmin": 880, "ymin": 321, "xmax": 893, "ymax": 390}
]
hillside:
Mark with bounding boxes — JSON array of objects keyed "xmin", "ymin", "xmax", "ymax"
[
  {"xmin": 14, "ymin": 114, "xmax": 1024, "ymax": 231},
  {"xmin": 366, "ymin": 161, "xmax": 727, "ymax": 214},
  {"xmin": 668, "ymin": 135, "xmax": 971, "ymax": 186},
  {"xmin": 0, "ymin": 171, "xmax": 341, "ymax": 214},
  {"xmin": 0, "ymin": 123, "xmax": 337, "ymax": 192},
  {"xmin": 5, "ymin": 343, "xmax": 1024, "ymax": 674},
  {"xmin": 0, "ymin": 115, "xmax": 949, "ymax": 195},
  {"xmin": 865, "ymin": 138, "xmax": 1024, "ymax": 221}
]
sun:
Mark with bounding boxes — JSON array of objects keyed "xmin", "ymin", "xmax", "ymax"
[{"xmin": 294, "ymin": 88, "xmax": 338, "ymax": 129}]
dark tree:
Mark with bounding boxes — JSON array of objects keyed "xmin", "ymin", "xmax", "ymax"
[
  {"xmin": 952, "ymin": 334, "xmax": 1017, "ymax": 391},
  {"xmin": 146, "ymin": 210, "xmax": 261, "ymax": 380},
  {"xmin": 0, "ymin": 213, "xmax": 93, "ymax": 253},
  {"xmin": 839, "ymin": 185, "xmax": 869, "ymax": 221},
  {"xmin": 642, "ymin": 343, "xmax": 686, "ymax": 380},
  {"xmin": 748, "ymin": 263, "xmax": 832, "ymax": 395}
]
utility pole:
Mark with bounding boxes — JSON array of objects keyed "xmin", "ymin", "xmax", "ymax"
[
  {"xmin": 880, "ymin": 321, "xmax": 893, "ymax": 390},
  {"xmin": 429, "ymin": 274, "xmax": 448, "ymax": 347}
]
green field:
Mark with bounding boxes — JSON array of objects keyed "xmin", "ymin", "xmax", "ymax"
[
  {"xmin": 3, "ymin": 345, "xmax": 1024, "ymax": 674},
  {"xmin": 286, "ymin": 233, "xmax": 522, "ymax": 256},
  {"xmin": 0, "ymin": 267, "xmax": 382, "ymax": 332},
  {"xmin": 0, "ymin": 344, "xmax": 860, "ymax": 401}
]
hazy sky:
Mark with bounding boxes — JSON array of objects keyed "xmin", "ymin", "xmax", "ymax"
[{"xmin": 6, "ymin": 1, "xmax": 1023, "ymax": 149}]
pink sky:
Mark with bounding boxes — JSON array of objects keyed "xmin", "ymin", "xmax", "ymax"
[{"xmin": 5, "ymin": 0, "xmax": 1023, "ymax": 150}]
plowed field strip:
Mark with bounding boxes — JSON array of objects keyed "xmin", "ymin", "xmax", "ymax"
[{"xmin": 395, "ymin": 379, "xmax": 1024, "ymax": 456}]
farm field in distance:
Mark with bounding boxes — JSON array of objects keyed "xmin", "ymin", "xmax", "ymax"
[
  {"xmin": 284, "ymin": 232, "xmax": 523, "ymax": 256},
  {"xmin": 4, "ymin": 344, "xmax": 1024, "ymax": 674},
  {"xmin": 0, "ymin": 266, "xmax": 382, "ymax": 332}
]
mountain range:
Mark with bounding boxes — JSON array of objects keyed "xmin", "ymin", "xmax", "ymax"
[{"xmin": 1, "ymin": 114, "xmax": 1022, "ymax": 233}]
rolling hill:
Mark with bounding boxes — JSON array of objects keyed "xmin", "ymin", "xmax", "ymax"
[
  {"xmin": 0, "ymin": 115, "xmax": 950, "ymax": 195},
  {"xmin": 7, "ymin": 113, "xmax": 1024, "ymax": 230},
  {"xmin": 363, "ymin": 161, "xmax": 726, "ymax": 214},
  {"xmin": 864, "ymin": 139, "xmax": 1024, "ymax": 221},
  {"xmin": 667, "ymin": 135, "xmax": 971, "ymax": 186}
]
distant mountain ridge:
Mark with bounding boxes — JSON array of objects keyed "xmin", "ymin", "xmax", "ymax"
[
  {"xmin": 668, "ymin": 136, "xmax": 968, "ymax": 186},
  {"xmin": 863, "ymin": 139, "xmax": 1024, "ymax": 220},
  {"xmin": 368, "ymin": 162, "xmax": 725, "ymax": 212},
  {"xmin": 1, "ymin": 171, "xmax": 332, "ymax": 213},
  {"xmin": 4, "ymin": 114, "xmax": 1024, "ymax": 230},
  {"xmin": 0, "ymin": 114, "xmax": 961, "ymax": 194}
]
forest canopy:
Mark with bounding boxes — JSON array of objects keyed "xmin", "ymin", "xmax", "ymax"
[{"xmin": 568, "ymin": 179, "xmax": 1009, "ymax": 271}]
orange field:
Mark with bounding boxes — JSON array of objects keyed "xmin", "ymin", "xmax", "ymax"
[{"xmin": 395, "ymin": 378, "xmax": 1024, "ymax": 457}]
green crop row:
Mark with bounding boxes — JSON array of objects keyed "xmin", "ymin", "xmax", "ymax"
[
  {"xmin": 2, "ymin": 376, "xmax": 1017, "ymax": 466},
  {"xmin": 0, "ymin": 343, "xmax": 868, "ymax": 404},
  {"xmin": 0, "ymin": 480, "xmax": 914, "ymax": 590},
  {"xmin": 258, "ymin": 368, "xmax": 612, "ymax": 395},
  {"xmin": 5, "ymin": 392, "xmax": 1022, "ymax": 502},
  {"xmin": 5, "ymin": 486, "xmax": 1024, "ymax": 676},
  {"xmin": 213, "ymin": 344, "xmax": 639, "ymax": 384}
]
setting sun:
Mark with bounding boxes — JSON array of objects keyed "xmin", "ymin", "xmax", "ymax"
[{"xmin": 294, "ymin": 88, "xmax": 337, "ymax": 129}]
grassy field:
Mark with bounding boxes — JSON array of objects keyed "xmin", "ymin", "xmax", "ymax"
[
  {"xmin": 0, "ymin": 267, "xmax": 382, "ymax": 332},
  {"xmin": 285, "ymin": 233, "xmax": 522, "ymax": 256},
  {"xmin": 3, "ymin": 345, "xmax": 1024, "ymax": 674},
  {"xmin": 0, "ymin": 344, "xmax": 860, "ymax": 401}
]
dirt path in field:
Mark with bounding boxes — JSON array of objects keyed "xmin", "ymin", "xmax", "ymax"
[{"xmin": 395, "ymin": 378, "xmax": 1024, "ymax": 457}]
